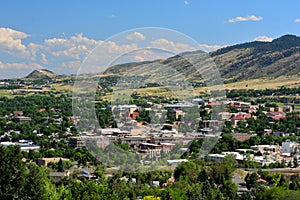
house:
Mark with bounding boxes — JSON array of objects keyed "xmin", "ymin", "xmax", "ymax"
[
  {"xmin": 38, "ymin": 157, "xmax": 70, "ymax": 166},
  {"xmin": 13, "ymin": 111, "xmax": 24, "ymax": 116},
  {"xmin": 231, "ymin": 113, "xmax": 252, "ymax": 127},
  {"xmin": 267, "ymin": 112, "xmax": 286, "ymax": 120},
  {"xmin": 49, "ymin": 171, "xmax": 70, "ymax": 181},
  {"xmin": 171, "ymin": 109, "xmax": 184, "ymax": 120},
  {"xmin": 14, "ymin": 116, "xmax": 32, "ymax": 123},
  {"xmin": 218, "ymin": 111, "xmax": 232, "ymax": 121},
  {"xmin": 232, "ymin": 133, "xmax": 252, "ymax": 142}
]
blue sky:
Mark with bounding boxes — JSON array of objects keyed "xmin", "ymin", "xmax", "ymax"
[{"xmin": 0, "ymin": 0, "xmax": 300, "ymax": 78}]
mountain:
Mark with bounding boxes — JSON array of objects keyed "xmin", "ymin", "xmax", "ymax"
[
  {"xmin": 104, "ymin": 34, "xmax": 300, "ymax": 82},
  {"xmin": 25, "ymin": 69, "xmax": 57, "ymax": 79},
  {"xmin": 211, "ymin": 34, "xmax": 300, "ymax": 81}
]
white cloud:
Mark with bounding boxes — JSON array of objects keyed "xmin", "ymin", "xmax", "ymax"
[
  {"xmin": 0, "ymin": 61, "xmax": 43, "ymax": 79},
  {"xmin": 0, "ymin": 27, "xmax": 30, "ymax": 57},
  {"xmin": 150, "ymin": 38, "xmax": 196, "ymax": 54},
  {"xmin": 0, "ymin": 27, "xmax": 226, "ymax": 78},
  {"xmin": 45, "ymin": 38, "xmax": 68, "ymax": 45},
  {"xmin": 184, "ymin": 0, "xmax": 189, "ymax": 5},
  {"xmin": 254, "ymin": 35, "xmax": 273, "ymax": 42},
  {"xmin": 228, "ymin": 15, "xmax": 263, "ymax": 23},
  {"xmin": 199, "ymin": 44, "xmax": 224, "ymax": 52},
  {"xmin": 295, "ymin": 19, "xmax": 300, "ymax": 23},
  {"xmin": 44, "ymin": 34, "xmax": 102, "ymax": 60},
  {"xmin": 28, "ymin": 43, "xmax": 43, "ymax": 60},
  {"xmin": 126, "ymin": 32, "xmax": 146, "ymax": 41},
  {"xmin": 41, "ymin": 53, "xmax": 48, "ymax": 64}
]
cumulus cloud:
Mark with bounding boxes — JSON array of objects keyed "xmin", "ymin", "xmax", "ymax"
[
  {"xmin": 130, "ymin": 49, "xmax": 173, "ymax": 62},
  {"xmin": 0, "ymin": 61, "xmax": 43, "ymax": 79},
  {"xmin": 199, "ymin": 44, "xmax": 224, "ymax": 52},
  {"xmin": 295, "ymin": 19, "xmax": 300, "ymax": 23},
  {"xmin": 0, "ymin": 27, "xmax": 30, "ymax": 57},
  {"xmin": 150, "ymin": 38, "xmax": 196, "ymax": 54},
  {"xmin": 126, "ymin": 32, "xmax": 146, "ymax": 41},
  {"xmin": 0, "ymin": 27, "xmax": 226, "ymax": 78},
  {"xmin": 254, "ymin": 35, "xmax": 273, "ymax": 42},
  {"xmin": 28, "ymin": 43, "xmax": 43, "ymax": 60},
  {"xmin": 228, "ymin": 15, "xmax": 263, "ymax": 23},
  {"xmin": 41, "ymin": 53, "xmax": 48, "ymax": 64},
  {"xmin": 43, "ymin": 34, "xmax": 103, "ymax": 61},
  {"xmin": 0, "ymin": 61, "xmax": 41, "ymax": 69}
]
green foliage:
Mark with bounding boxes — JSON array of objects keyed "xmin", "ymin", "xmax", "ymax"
[
  {"xmin": 0, "ymin": 145, "xmax": 47, "ymax": 199},
  {"xmin": 245, "ymin": 172, "xmax": 258, "ymax": 189}
]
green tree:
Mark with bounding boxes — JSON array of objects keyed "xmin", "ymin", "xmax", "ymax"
[
  {"xmin": 245, "ymin": 172, "xmax": 258, "ymax": 189},
  {"xmin": 57, "ymin": 158, "xmax": 65, "ymax": 172}
]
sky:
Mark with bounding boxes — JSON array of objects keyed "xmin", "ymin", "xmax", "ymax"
[{"xmin": 0, "ymin": 0, "xmax": 300, "ymax": 78}]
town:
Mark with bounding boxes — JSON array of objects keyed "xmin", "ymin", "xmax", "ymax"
[{"xmin": 1, "ymin": 79, "xmax": 300, "ymax": 198}]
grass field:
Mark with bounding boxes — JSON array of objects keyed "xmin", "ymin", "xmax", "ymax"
[
  {"xmin": 1, "ymin": 75, "xmax": 299, "ymax": 99},
  {"xmin": 222, "ymin": 76, "xmax": 300, "ymax": 90},
  {"xmin": 134, "ymin": 76, "xmax": 300, "ymax": 97}
]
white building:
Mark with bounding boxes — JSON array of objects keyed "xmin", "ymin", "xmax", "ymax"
[
  {"xmin": 167, "ymin": 159, "xmax": 188, "ymax": 166},
  {"xmin": 282, "ymin": 141, "xmax": 300, "ymax": 155}
]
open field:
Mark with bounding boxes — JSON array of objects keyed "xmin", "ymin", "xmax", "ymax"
[
  {"xmin": 0, "ymin": 75, "xmax": 299, "ymax": 99},
  {"xmin": 51, "ymin": 83, "xmax": 74, "ymax": 91},
  {"xmin": 130, "ymin": 76, "xmax": 300, "ymax": 98},
  {"xmin": 222, "ymin": 76, "xmax": 300, "ymax": 90}
]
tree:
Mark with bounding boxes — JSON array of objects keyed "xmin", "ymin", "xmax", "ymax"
[
  {"xmin": 245, "ymin": 172, "xmax": 258, "ymax": 189},
  {"xmin": 173, "ymin": 161, "xmax": 199, "ymax": 183},
  {"xmin": 57, "ymin": 158, "xmax": 65, "ymax": 172},
  {"xmin": 0, "ymin": 145, "xmax": 48, "ymax": 199},
  {"xmin": 0, "ymin": 145, "xmax": 27, "ymax": 199},
  {"xmin": 24, "ymin": 163, "xmax": 47, "ymax": 199},
  {"xmin": 293, "ymin": 157, "xmax": 299, "ymax": 168},
  {"xmin": 202, "ymin": 180, "xmax": 213, "ymax": 199},
  {"xmin": 221, "ymin": 180, "xmax": 238, "ymax": 199}
]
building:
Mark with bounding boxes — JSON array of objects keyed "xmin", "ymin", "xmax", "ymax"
[
  {"xmin": 118, "ymin": 136, "xmax": 152, "ymax": 146},
  {"xmin": 97, "ymin": 128, "xmax": 121, "ymax": 135},
  {"xmin": 201, "ymin": 120, "xmax": 222, "ymax": 129},
  {"xmin": 14, "ymin": 116, "xmax": 32, "ymax": 123},
  {"xmin": 167, "ymin": 159, "xmax": 188, "ymax": 166},
  {"xmin": 267, "ymin": 112, "xmax": 286, "ymax": 120},
  {"xmin": 38, "ymin": 157, "xmax": 70, "ymax": 166},
  {"xmin": 282, "ymin": 141, "xmax": 300, "ymax": 155},
  {"xmin": 0, "ymin": 140, "xmax": 40, "ymax": 152},
  {"xmin": 232, "ymin": 133, "xmax": 252, "ymax": 142},
  {"xmin": 69, "ymin": 137, "xmax": 86, "ymax": 148},
  {"xmin": 231, "ymin": 113, "xmax": 252, "ymax": 127},
  {"xmin": 138, "ymin": 142, "xmax": 175, "ymax": 158},
  {"xmin": 13, "ymin": 111, "xmax": 24, "ymax": 116},
  {"xmin": 49, "ymin": 171, "xmax": 70, "ymax": 181},
  {"xmin": 218, "ymin": 112, "xmax": 232, "ymax": 121},
  {"xmin": 171, "ymin": 109, "xmax": 184, "ymax": 120},
  {"xmin": 207, "ymin": 152, "xmax": 244, "ymax": 162}
]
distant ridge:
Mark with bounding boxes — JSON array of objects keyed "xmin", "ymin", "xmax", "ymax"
[
  {"xmin": 23, "ymin": 34, "xmax": 300, "ymax": 83},
  {"xmin": 104, "ymin": 34, "xmax": 300, "ymax": 82},
  {"xmin": 25, "ymin": 69, "xmax": 57, "ymax": 79},
  {"xmin": 211, "ymin": 34, "xmax": 300, "ymax": 81}
]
